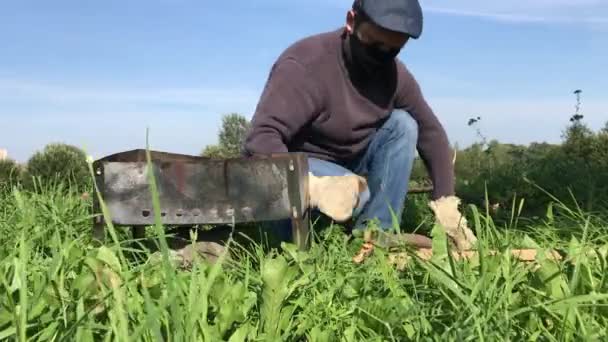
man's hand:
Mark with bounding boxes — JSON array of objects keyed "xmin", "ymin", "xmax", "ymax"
[
  {"xmin": 428, "ymin": 196, "xmax": 478, "ymax": 251},
  {"xmin": 308, "ymin": 172, "xmax": 367, "ymax": 222}
]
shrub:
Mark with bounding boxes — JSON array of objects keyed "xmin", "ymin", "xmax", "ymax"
[
  {"xmin": 0, "ymin": 158, "xmax": 22, "ymax": 192},
  {"xmin": 201, "ymin": 144, "xmax": 230, "ymax": 159},
  {"xmin": 201, "ymin": 113, "xmax": 251, "ymax": 159},
  {"xmin": 23, "ymin": 143, "xmax": 91, "ymax": 192}
]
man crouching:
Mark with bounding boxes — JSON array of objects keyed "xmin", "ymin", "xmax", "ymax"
[{"xmin": 242, "ymin": 0, "xmax": 477, "ymax": 251}]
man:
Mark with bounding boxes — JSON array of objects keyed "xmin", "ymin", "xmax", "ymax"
[{"xmin": 243, "ymin": 0, "xmax": 477, "ymax": 250}]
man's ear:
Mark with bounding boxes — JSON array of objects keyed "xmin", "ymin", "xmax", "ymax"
[{"xmin": 346, "ymin": 10, "xmax": 355, "ymax": 33}]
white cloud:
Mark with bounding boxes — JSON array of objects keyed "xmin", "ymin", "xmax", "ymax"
[
  {"xmin": 429, "ymin": 96, "xmax": 608, "ymax": 147},
  {"xmin": 2, "ymin": 78, "xmax": 607, "ymax": 163},
  {"xmin": 422, "ymin": 0, "xmax": 608, "ymax": 24},
  {"xmin": 2, "ymin": 108, "xmax": 232, "ymax": 163},
  {"xmin": 0, "ymin": 78, "xmax": 263, "ymax": 162},
  {"xmin": 0, "ymin": 78, "xmax": 261, "ymax": 117}
]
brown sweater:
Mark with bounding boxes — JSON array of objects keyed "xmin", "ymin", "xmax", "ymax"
[{"xmin": 243, "ymin": 28, "xmax": 454, "ymax": 199}]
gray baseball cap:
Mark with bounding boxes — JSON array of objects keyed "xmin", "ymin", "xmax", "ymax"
[{"xmin": 352, "ymin": 0, "xmax": 423, "ymax": 39}]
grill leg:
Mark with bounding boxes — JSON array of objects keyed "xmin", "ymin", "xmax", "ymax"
[
  {"xmin": 291, "ymin": 209, "xmax": 310, "ymax": 251},
  {"xmin": 93, "ymin": 220, "xmax": 105, "ymax": 242},
  {"xmin": 132, "ymin": 226, "xmax": 146, "ymax": 240},
  {"xmin": 92, "ymin": 195, "xmax": 105, "ymax": 242}
]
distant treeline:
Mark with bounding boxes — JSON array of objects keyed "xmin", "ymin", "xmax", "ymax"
[
  {"xmin": 2, "ymin": 107, "xmax": 606, "ymax": 222},
  {"xmin": 409, "ymin": 119, "xmax": 608, "ymax": 218}
]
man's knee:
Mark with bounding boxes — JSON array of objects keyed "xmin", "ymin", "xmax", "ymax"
[
  {"xmin": 386, "ymin": 109, "xmax": 419, "ymax": 145},
  {"xmin": 309, "ymin": 158, "xmax": 354, "ymax": 177}
]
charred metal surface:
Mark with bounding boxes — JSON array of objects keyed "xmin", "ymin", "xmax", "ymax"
[{"xmin": 92, "ymin": 149, "xmax": 309, "ymax": 231}]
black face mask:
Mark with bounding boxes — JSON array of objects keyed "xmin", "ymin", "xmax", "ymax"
[{"xmin": 348, "ymin": 32, "xmax": 400, "ymax": 76}]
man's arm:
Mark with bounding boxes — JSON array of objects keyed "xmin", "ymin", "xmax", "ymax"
[
  {"xmin": 243, "ymin": 57, "xmax": 324, "ymax": 156},
  {"xmin": 394, "ymin": 63, "xmax": 455, "ymax": 200}
]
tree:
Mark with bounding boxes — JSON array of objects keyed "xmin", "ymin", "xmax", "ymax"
[
  {"xmin": 557, "ymin": 89, "xmax": 604, "ymax": 210},
  {"xmin": 201, "ymin": 113, "xmax": 251, "ymax": 158},
  {"xmin": 24, "ymin": 143, "xmax": 90, "ymax": 192}
]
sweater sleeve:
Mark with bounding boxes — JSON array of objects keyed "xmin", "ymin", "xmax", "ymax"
[
  {"xmin": 393, "ymin": 63, "xmax": 455, "ymax": 199},
  {"xmin": 243, "ymin": 57, "xmax": 324, "ymax": 156}
]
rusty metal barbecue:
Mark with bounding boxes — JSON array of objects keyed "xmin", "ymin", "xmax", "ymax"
[
  {"xmin": 92, "ymin": 149, "xmax": 311, "ymax": 250},
  {"xmin": 91, "ymin": 149, "xmax": 435, "ymax": 252},
  {"xmin": 91, "ymin": 149, "xmax": 564, "ymax": 268}
]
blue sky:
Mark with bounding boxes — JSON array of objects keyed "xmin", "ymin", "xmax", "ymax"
[{"xmin": 1, "ymin": 0, "xmax": 607, "ymax": 162}]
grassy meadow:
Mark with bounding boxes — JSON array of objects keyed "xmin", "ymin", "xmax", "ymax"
[{"xmin": 1, "ymin": 156, "xmax": 608, "ymax": 341}]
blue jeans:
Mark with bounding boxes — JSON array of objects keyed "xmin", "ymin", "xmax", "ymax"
[{"xmin": 267, "ymin": 109, "xmax": 418, "ymax": 241}]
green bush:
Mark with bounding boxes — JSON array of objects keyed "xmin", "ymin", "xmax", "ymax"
[
  {"xmin": 0, "ymin": 158, "xmax": 22, "ymax": 193},
  {"xmin": 23, "ymin": 143, "xmax": 91, "ymax": 193},
  {"xmin": 449, "ymin": 120, "xmax": 608, "ymax": 220},
  {"xmin": 201, "ymin": 113, "xmax": 251, "ymax": 159}
]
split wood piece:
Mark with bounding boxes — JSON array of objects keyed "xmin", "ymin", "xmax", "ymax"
[
  {"xmin": 353, "ymin": 233, "xmax": 435, "ymax": 264},
  {"xmin": 354, "ymin": 242, "xmax": 562, "ymax": 266},
  {"xmin": 353, "ymin": 233, "xmax": 432, "ymax": 264},
  {"xmin": 407, "ymin": 185, "xmax": 433, "ymax": 194},
  {"xmin": 399, "ymin": 248, "xmax": 563, "ymax": 263},
  {"xmin": 353, "ymin": 241, "xmax": 375, "ymax": 264}
]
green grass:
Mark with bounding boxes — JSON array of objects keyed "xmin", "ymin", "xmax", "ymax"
[{"xmin": 1, "ymin": 171, "xmax": 608, "ymax": 341}]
